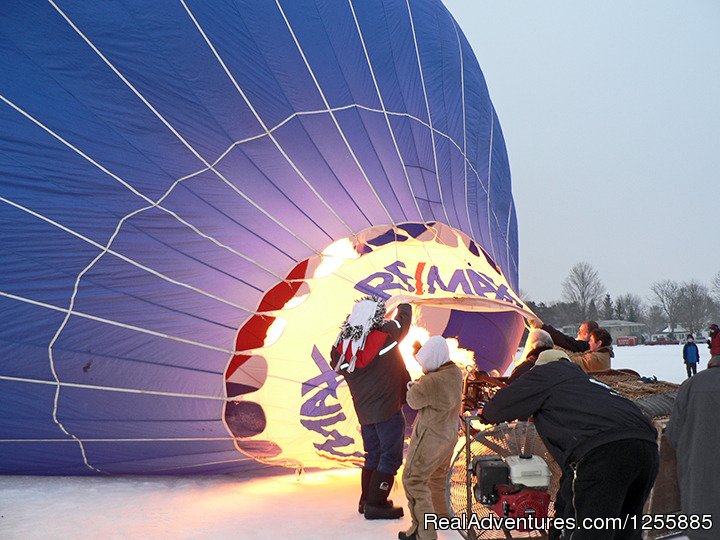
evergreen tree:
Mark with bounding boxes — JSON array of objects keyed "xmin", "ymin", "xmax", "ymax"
[{"xmin": 601, "ymin": 293, "xmax": 614, "ymax": 320}]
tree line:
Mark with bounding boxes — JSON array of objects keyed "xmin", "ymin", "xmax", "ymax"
[{"xmin": 525, "ymin": 262, "xmax": 720, "ymax": 335}]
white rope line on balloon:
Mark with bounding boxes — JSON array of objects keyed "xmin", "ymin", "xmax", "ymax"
[
  {"xmin": 1, "ymin": 99, "xmax": 516, "ymax": 298},
  {"xmin": 46, "ymin": 0, "xmax": 515, "ymax": 270},
  {"xmin": 347, "ymin": 0, "xmax": 424, "ymax": 224},
  {"xmin": 177, "ymin": 0, "xmax": 392, "ymax": 289},
  {"xmin": 275, "ymin": 0, "xmax": 399, "ymax": 227},
  {"xmin": 178, "ymin": 0, "xmax": 360, "ymax": 237},
  {"xmin": 452, "ymin": 20, "xmax": 477, "ymax": 243},
  {"xmin": 404, "ymin": 0, "xmax": 452, "ymax": 227},
  {"xmin": 506, "ymin": 201, "xmax": 516, "ymax": 274},
  {"xmin": 505, "ymin": 199, "xmax": 518, "ymax": 276},
  {"xmin": 0, "ymin": 291, "xmax": 236, "ymax": 354},
  {"xmin": 486, "ymin": 109, "xmax": 497, "ymax": 261},
  {"xmin": 24, "ymin": 5, "xmax": 515, "ymax": 278},
  {"xmin": 2, "ymin": 90, "xmax": 512, "ymax": 274},
  {"xmin": 276, "ymin": 0, "xmax": 405, "ymax": 269},
  {"xmin": 0, "ymin": 196, "xmax": 254, "ymax": 313},
  {"xmin": 0, "ymin": 94, "xmax": 282, "ymax": 282},
  {"xmin": 47, "ymin": 1, "xmax": 335, "ymax": 263},
  {"xmin": 0, "ymin": 93, "xmax": 365, "ymax": 295},
  {"xmin": 150, "ymin": 456, "xmax": 259, "ymax": 473}
]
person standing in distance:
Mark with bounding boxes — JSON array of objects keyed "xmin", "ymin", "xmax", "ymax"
[{"xmin": 682, "ymin": 334, "xmax": 700, "ymax": 378}]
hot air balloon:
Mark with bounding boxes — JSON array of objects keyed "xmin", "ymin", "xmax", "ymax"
[{"xmin": 0, "ymin": 0, "xmax": 529, "ymax": 475}]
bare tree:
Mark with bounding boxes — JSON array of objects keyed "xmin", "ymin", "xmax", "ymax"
[
  {"xmin": 615, "ymin": 293, "xmax": 645, "ymax": 322},
  {"xmin": 650, "ymin": 279, "xmax": 683, "ymax": 334},
  {"xmin": 679, "ymin": 281, "xmax": 713, "ymax": 334},
  {"xmin": 561, "ymin": 262, "xmax": 605, "ymax": 321},
  {"xmin": 712, "ymin": 271, "xmax": 720, "ymax": 300},
  {"xmin": 643, "ymin": 304, "xmax": 667, "ymax": 335}
]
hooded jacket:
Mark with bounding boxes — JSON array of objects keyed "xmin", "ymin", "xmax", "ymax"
[
  {"xmin": 569, "ymin": 345, "xmax": 613, "ymax": 372},
  {"xmin": 330, "ymin": 303, "xmax": 411, "ymax": 425},
  {"xmin": 408, "ymin": 337, "xmax": 464, "ymax": 441},
  {"xmin": 482, "ymin": 359, "xmax": 657, "ymax": 466},
  {"xmin": 406, "ymin": 360, "xmax": 464, "ymax": 443}
]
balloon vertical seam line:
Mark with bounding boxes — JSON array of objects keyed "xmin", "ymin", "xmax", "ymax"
[
  {"xmin": 179, "ymin": 0, "xmax": 358, "ymax": 239},
  {"xmin": 404, "ymin": 0, "xmax": 452, "ymax": 227},
  {"xmin": 273, "ymin": 0, "xmax": 399, "ymax": 227},
  {"xmin": 452, "ymin": 20, "xmax": 477, "ymax": 244},
  {"xmin": 48, "ymin": 0, "xmax": 328, "ymax": 259},
  {"xmin": 506, "ymin": 199, "xmax": 514, "ymax": 285},
  {"xmin": 347, "ymin": 0, "xmax": 425, "ymax": 223},
  {"xmin": 486, "ymin": 108, "xmax": 497, "ymax": 260}
]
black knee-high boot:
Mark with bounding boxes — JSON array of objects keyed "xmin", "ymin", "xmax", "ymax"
[
  {"xmin": 359, "ymin": 468, "xmax": 394, "ymax": 514},
  {"xmin": 364, "ymin": 471, "xmax": 404, "ymax": 519},
  {"xmin": 358, "ymin": 467, "xmax": 373, "ymax": 514}
]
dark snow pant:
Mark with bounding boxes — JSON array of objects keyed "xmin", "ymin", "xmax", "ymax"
[
  {"xmin": 361, "ymin": 410, "xmax": 405, "ymax": 475},
  {"xmin": 550, "ymin": 439, "xmax": 659, "ymax": 540},
  {"xmin": 686, "ymin": 363, "xmax": 697, "ymax": 378}
]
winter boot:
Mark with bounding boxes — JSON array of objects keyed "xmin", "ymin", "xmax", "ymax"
[
  {"xmin": 364, "ymin": 471, "xmax": 404, "ymax": 520},
  {"xmin": 358, "ymin": 467, "xmax": 373, "ymax": 514},
  {"xmin": 359, "ymin": 468, "xmax": 394, "ymax": 514}
]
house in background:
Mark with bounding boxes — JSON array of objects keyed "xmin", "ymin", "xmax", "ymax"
[
  {"xmin": 652, "ymin": 325, "xmax": 710, "ymax": 344},
  {"xmin": 561, "ymin": 320, "xmax": 647, "ymax": 344}
]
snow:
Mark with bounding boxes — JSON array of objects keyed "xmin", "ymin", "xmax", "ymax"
[{"xmin": 0, "ymin": 345, "xmax": 701, "ymax": 540}]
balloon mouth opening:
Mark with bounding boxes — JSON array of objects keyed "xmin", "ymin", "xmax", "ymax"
[{"xmin": 221, "ymin": 223, "xmax": 528, "ymax": 469}]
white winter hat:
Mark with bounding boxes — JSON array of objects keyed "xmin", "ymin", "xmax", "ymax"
[{"xmin": 415, "ymin": 336, "xmax": 450, "ymax": 373}]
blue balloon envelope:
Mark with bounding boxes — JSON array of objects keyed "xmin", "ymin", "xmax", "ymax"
[{"xmin": 0, "ymin": 0, "xmax": 526, "ymax": 474}]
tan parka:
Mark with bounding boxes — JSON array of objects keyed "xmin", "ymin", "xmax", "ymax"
[
  {"xmin": 402, "ymin": 362, "xmax": 463, "ymax": 539},
  {"xmin": 569, "ymin": 345, "xmax": 613, "ymax": 372}
]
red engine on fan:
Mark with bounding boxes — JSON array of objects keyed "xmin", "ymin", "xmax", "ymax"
[{"xmin": 489, "ymin": 485, "xmax": 551, "ymax": 531}]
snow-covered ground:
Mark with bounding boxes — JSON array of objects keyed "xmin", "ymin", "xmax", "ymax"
[{"xmin": 0, "ymin": 344, "xmax": 703, "ymax": 540}]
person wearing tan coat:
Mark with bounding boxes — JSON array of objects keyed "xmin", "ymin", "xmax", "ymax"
[
  {"xmin": 399, "ymin": 336, "xmax": 463, "ymax": 540},
  {"xmin": 568, "ymin": 327, "xmax": 614, "ymax": 372}
]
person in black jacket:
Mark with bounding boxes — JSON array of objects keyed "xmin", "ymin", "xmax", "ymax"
[
  {"xmin": 531, "ymin": 318, "xmax": 599, "ymax": 353},
  {"xmin": 481, "ymin": 349, "xmax": 659, "ymax": 540},
  {"xmin": 330, "ymin": 297, "xmax": 412, "ymax": 520}
]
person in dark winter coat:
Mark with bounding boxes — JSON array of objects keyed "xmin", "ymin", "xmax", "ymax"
[
  {"xmin": 682, "ymin": 334, "xmax": 700, "ymax": 378},
  {"xmin": 330, "ymin": 297, "xmax": 412, "ymax": 520},
  {"xmin": 666, "ymin": 358, "xmax": 720, "ymax": 540},
  {"xmin": 507, "ymin": 328, "xmax": 554, "ymax": 382},
  {"xmin": 400, "ymin": 336, "xmax": 464, "ymax": 540},
  {"xmin": 480, "ymin": 349, "xmax": 659, "ymax": 540},
  {"xmin": 708, "ymin": 323, "xmax": 720, "ymax": 362},
  {"xmin": 530, "ymin": 318, "xmax": 599, "ymax": 353}
]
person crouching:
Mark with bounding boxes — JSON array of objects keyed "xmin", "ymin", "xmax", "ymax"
[{"xmin": 400, "ymin": 336, "xmax": 463, "ymax": 540}]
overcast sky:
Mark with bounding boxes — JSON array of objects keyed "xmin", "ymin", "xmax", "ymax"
[{"xmin": 443, "ymin": 0, "xmax": 720, "ymax": 303}]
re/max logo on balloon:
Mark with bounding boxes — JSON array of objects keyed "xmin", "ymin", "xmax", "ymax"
[{"xmin": 354, "ymin": 260, "xmax": 523, "ymax": 308}]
